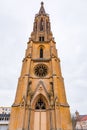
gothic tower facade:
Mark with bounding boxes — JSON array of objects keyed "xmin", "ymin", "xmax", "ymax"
[{"xmin": 9, "ymin": 2, "xmax": 72, "ymax": 130}]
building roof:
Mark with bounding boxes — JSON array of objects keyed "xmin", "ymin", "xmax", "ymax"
[
  {"xmin": 75, "ymin": 111, "xmax": 87, "ymax": 122},
  {"xmin": 79, "ymin": 115, "xmax": 87, "ymax": 121},
  {"xmin": 76, "ymin": 115, "xmax": 87, "ymax": 122},
  {"xmin": 0, "ymin": 107, "xmax": 11, "ymax": 114}
]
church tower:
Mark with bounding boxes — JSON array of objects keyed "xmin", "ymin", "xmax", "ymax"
[{"xmin": 9, "ymin": 2, "xmax": 72, "ymax": 130}]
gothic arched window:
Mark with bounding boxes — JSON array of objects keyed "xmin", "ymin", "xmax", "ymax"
[
  {"xmin": 40, "ymin": 18, "xmax": 44, "ymax": 31},
  {"xmin": 35, "ymin": 98, "xmax": 46, "ymax": 109},
  {"xmin": 40, "ymin": 48, "xmax": 43, "ymax": 58},
  {"xmin": 34, "ymin": 22, "xmax": 37, "ymax": 31},
  {"xmin": 46, "ymin": 21, "xmax": 50, "ymax": 32}
]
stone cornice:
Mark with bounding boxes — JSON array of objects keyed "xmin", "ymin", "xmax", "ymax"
[{"xmin": 31, "ymin": 58, "xmax": 51, "ymax": 62}]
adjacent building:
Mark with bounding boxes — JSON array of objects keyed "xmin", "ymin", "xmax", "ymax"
[
  {"xmin": 75, "ymin": 111, "xmax": 87, "ymax": 130},
  {"xmin": 0, "ymin": 107, "xmax": 11, "ymax": 130}
]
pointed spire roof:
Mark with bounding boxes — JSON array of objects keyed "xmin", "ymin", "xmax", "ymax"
[{"xmin": 39, "ymin": 2, "xmax": 46, "ymax": 15}]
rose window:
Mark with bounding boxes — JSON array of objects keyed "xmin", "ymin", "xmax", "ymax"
[{"xmin": 34, "ymin": 64, "xmax": 48, "ymax": 77}]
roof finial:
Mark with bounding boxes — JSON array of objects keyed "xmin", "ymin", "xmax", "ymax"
[
  {"xmin": 39, "ymin": 1, "xmax": 46, "ymax": 15},
  {"xmin": 41, "ymin": 1, "xmax": 44, "ymax": 6}
]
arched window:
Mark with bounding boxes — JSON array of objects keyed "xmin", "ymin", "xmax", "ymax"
[
  {"xmin": 40, "ymin": 48, "xmax": 43, "ymax": 58},
  {"xmin": 40, "ymin": 18, "xmax": 44, "ymax": 31},
  {"xmin": 46, "ymin": 21, "xmax": 50, "ymax": 32},
  {"xmin": 39, "ymin": 36, "xmax": 44, "ymax": 42},
  {"xmin": 35, "ymin": 98, "xmax": 46, "ymax": 109},
  {"xmin": 34, "ymin": 22, "xmax": 37, "ymax": 31}
]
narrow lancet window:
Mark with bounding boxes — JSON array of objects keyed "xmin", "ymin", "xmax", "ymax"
[
  {"xmin": 39, "ymin": 36, "xmax": 44, "ymax": 42},
  {"xmin": 40, "ymin": 48, "xmax": 43, "ymax": 58},
  {"xmin": 40, "ymin": 18, "xmax": 44, "ymax": 31},
  {"xmin": 42, "ymin": 37, "xmax": 44, "ymax": 41},
  {"xmin": 34, "ymin": 22, "xmax": 37, "ymax": 31}
]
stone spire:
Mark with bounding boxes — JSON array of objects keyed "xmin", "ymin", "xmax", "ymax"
[
  {"xmin": 39, "ymin": 2, "xmax": 46, "ymax": 15},
  {"xmin": 31, "ymin": 2, "xmax": 53, "ymax": 42}
]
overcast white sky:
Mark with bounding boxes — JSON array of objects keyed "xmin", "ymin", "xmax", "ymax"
[{"xmin": 0, "ymin": 0, "xmax": 87, "ymax": 115}]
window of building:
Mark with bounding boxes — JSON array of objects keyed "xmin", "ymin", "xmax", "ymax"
[
  {"xmin": 35, "ymin": 98, "xmax": 46, "ymax": 109},
  {"xmin": 40, "ymin": 48, "xmax": 43, "ymax": 58},
  {"xmin": 39, "ymin": 37, "xmax": 44, "ymax": 42},
  {"xmin": 34, "ymin": 64, "xmax": 48, "ymax": 77},
  {"xmin": 40, "ymin": 18, "xmax": 44, "ymax": 31}
]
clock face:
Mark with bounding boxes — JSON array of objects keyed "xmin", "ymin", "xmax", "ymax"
[{"xmin": 34, "ymin": 64, "xmax": 48, "ymax": 77}]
